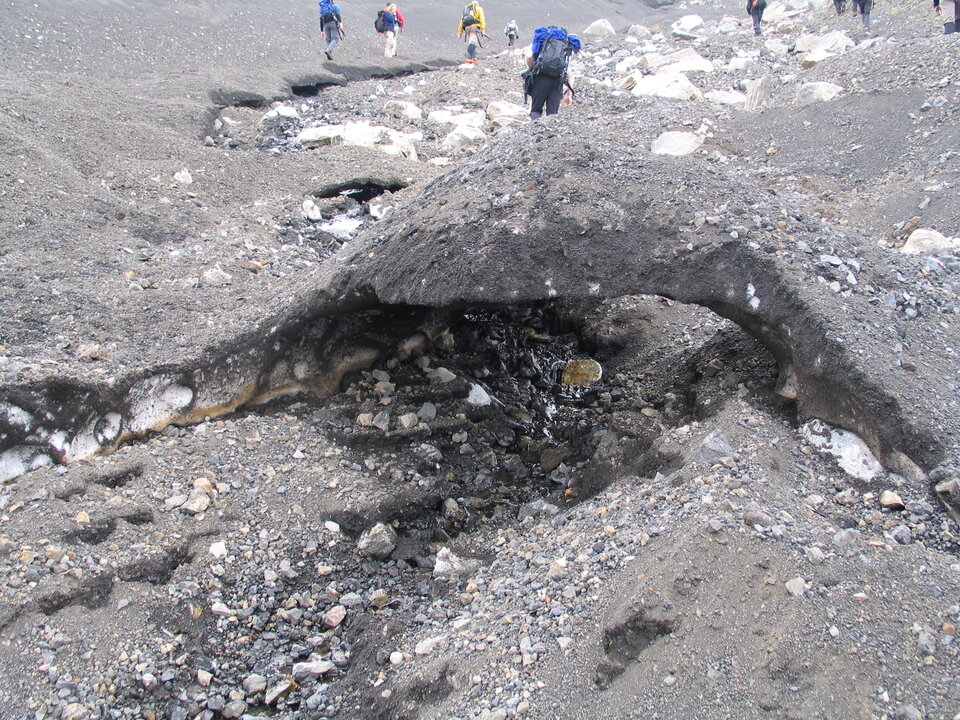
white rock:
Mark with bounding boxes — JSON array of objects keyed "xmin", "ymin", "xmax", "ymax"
[
  {"xmin": 785, "ymin": 577, "xmax": 808, "ymax": 597},
  {"xmin": 433, "ymin": 547, "xmax": 468, "ymax": 575},
  {"xmin": 671, "ymin": 14, "xmax": 703, "ymax": 37},
  {"xmin": 441, "ymin": 125, "xmax": 486, "ymax": 151},
  {"xmin": 705, "ymin": 89, "xmax": 747, "ymax": 105},
  {"xmin": 800, "ymin": 48, "xmax": 836, "ymax": 68},
  {"xmin": 795, "ymin": 81, "xmax": 843, "ymax": 106},
  {"xmin": 357, "ymin": 522, "xmax": 398, "ymax": 560},
  {"xmin": 209, "ymin": 541, "xmax": 227, "ymax": 559},
  {"xmin": 726, "ymin": 57, "xmax": 755, "ymax": 71},
  {"xmin": 466, "ymin": 384, "xmax": 492, "ymax": 406},
  {"xmin": 211, "ymin": 601, "xmax": 232, "ymax": 616},
  {"xmin": 180, "ymin": 486, "xmax": 211, "ymax": 514},
  {"xmin": 583, "ymin": 19, "xmax": 616, "ymax": 39},
  {"xmin": 262, "ymin": 104, "xmax": 299, "ymax": 122},
  {"xmin": 427, "ymin": 109, "xmax": 454, "ymax": 124},
  {"xmin": 628, "ymin": 24, "xmax": 652, "ymax": 38},
  {"xmin": 651, "ymin": 131, "xmax": 704, "ymax": 156},
  {"xmin": 762, "ymin": 1, "xmax": 789, "ymax": 22},
  {"xmin": 301, "ymin": 198, "xmax": 323, "ymax": 222},
  {"xmin": 173, "ymin": 169, "xmax": 193, "ymax": 185},
  {"xmin": 764, "ymin": 38, "xmax": 790, "ymax": 55},
  {"xmin": 794, "ymin": 31, "xmax": 855, "ymax": 55},
  {"xmin": 901, "ymin": 228, "xmax": 960, "ymax": 255},
  {"xmin": 715, "ymin": 16, "xmax": 742, "ymax": 34},
  {"xmin": 415, "ymin": 635, "xmax": 447, "ymax": 655},
  {"xmin": 653, "ymin": 48, "xmax": 714, "ymax": 74},
  {"xmin": 486, "ymin": 101, "xmax": 527, "ymax": 122},
  {"xmin": 319, "ymin": 217, "xmax": 364, "ymax": 240},
  {"xmin": 630, "ymin": 72, "xmax": 702, "ymax": 100},
  {"xmin": 383, "ymin": 99, "xmax": 422, "ymax": 120},
  {"xmin": 298, "ymin": 125, "xmax": 344, "ymax": 147},
  {"xmin": 292, "ymin": 660, "xmax": 335, "ymax": 681},
  {"xmin": 800, "ymin": 419, "xmax": 883, "ymax": 482}
]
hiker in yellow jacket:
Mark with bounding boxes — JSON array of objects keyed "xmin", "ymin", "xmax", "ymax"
[{"xmin": 457, "ymin": 1, "xmax": 486, "ymax": 63}]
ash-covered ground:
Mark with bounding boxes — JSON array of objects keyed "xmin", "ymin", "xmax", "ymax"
[{"xmin": 2, "ymin": 0, "xmax": 960, "ymax": 719}]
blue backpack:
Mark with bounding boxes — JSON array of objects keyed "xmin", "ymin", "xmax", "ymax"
[{"xmin": 319, "ymin": 0, "xmax": 336, "ymax": 23}]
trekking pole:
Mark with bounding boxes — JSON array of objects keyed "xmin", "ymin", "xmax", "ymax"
[{"xmin": 338, "ymin": 24, "xmax": 346, "ymax": 39}]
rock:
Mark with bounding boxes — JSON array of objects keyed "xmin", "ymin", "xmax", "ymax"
[
  {"xmin": 806, "ymin": 547, "xmax": 826, "ymax": 565},
  {"xmin": 629, "ymin": 72, "xmax": 702, "ymax": 101},
  {"xmin": 389, "ymin": 651, "xmax": 404, "ymax": 665},
  {"xmin": 671, "ymin": 14, "xmax": 703, "ymax": 38},
  {"xmin": 800, "ymin": 420, "xmax": 882, "ymax": 481},
  {"xmin": 561, "ymin": 359, "xmax": 602, "ymax": 386},
  {"xmin": 383, "ymin": 100, "xmax": 422, "ymax": 120},
  {"xmin": 211, "ymin": 601, "xmax": 232, "ymax": 616},
  {"xmin": 141, "ymin": 673, "xmax": 159, "ymax": 691},
  {"xmin": 201, "ymin": 265, "xmax": 232, "ymax": 287},
  {"xmin": 301, "ymin": 198, "xmax": 324, "ymax": 222},
  {"xmin": 441, "ymin": 126, "xmax": 486, "ymax": 152},
  {"xmin": 323, "ymin": 604, "xmax": 347, "ymax": 629},
  {"xmin": 934, "ymin": 478, "xmax": 960, "ymax": 521},
  {"xmin": 173, "ymin": 168, "xmax": 192, "ymax": 185},
  {"xmin": 358, "ymin": 522, "xmax": 398, "ymax": 560},
  {"xmin": 427, "ymin": 109, "xmax": 454, "ymax": 124},
  {"xmin": 744, "ymin": 76, "xmax": 772, "ymax": 111},
  {"xmin": 415, "ymin": 635, "xmax": 447, "ymax": 655},
  {"xmin": 651, "ymin": 48, "xmax": 714, "ymax": 74},
  {"xmin": 893, "ymin": 705, "xmax": 925, "ymax": 720},
  {"xmin": 879, "ymin": 490, "xmax": 905, "ymax": 510},
  {"xmin": 262, "ymin": 104, "xmax": 298, "ymax": 121},
  {"xmin": 209, "ymin": 541, "xmax": 227, "ymax": 558},
  {"xmin": 417, "ymin": 402, "xmax": 437, "ymax": 421},
  {"xmin": 75, "ymin": 343, "xmax": 106, "ymax": 362},
  {"xmin": 370, "ymin": 588, "xmax": 390, "ymax": 607},
  {"xmin": 800, "ymin": 48, "xmax": 837, "ymax": 69},
  {"xmin": 265, "ymin": 680, "xmax": 293, "ymax": 706},
  {"xmin": 61, "ymin": 704, "xmax": 89, "ymax": 720},
  {"xmin": 243, "ymin": 673, "xmax": 267, "ymax": 694},
  {"xmin": 582, "ymin": 19, "xmax": 617, "ymax": 39},
  {"xmin": 486, "ymin": 101, "xmax": 528, "ymax": 123},
  {"xmin": 795, "ymin": 82, "xmax": 844, "ymax": 106},
  {"xmin": 890, "ymin": 525, "xmax": 913, "ymax": 545},
  {"xmin": 785, "ymin": 577, "xmax": 807, "ymax": 597},
  {"xmin": 901, "ymin": 228, "xmax": 960, "ymax": 255},
  {"xmin": 222, "ymin": 700, "xmax": 247, "ymax": 719},
  {"xmin": 293, "ymin": 659, "xmax": 335, "ymax": 681},
  {"xmin": 298, "ymin": 125, "xmax": 344, "ymax": 147},
  {"xmin": 917, "ymin": 631, "xmax": 937, "ymax": 656},
  {"xmin": 179, "ymin": 487, "xmax": 211, "ymax": 515},
  {"xmin": 726, "ymin": 56, "xmax": 755, "ymax": 72},
  {"xmin": 197, "ymin": 669, "xmax": 213, "ymax": 687},
  {"xmin": 705, "ymin": 89, "xmax": 747, "ymax": 105},
  {"xmin": 793, "ymin": 31, "xmax": 855, "ymax": 55},
  {"xmin": 694, "ymin": 431, "xmax": 735, "ymax": 465},
  {"xmin": 651, "ymin": 131, "xmax": 704, "ymax": 156},
  {"xmin": 398, "ymin": 412, "xmax": 419, "ymax": 429},
  {"xmin": 628, "ymin": 24, "xmax": 653, "ymax": 38},
  {"xmin": 466, "ymin": 383, "xmax": 492, "ymax": 406},
  {"xmin": 428, "ymin": 367, "xmax": 457, "ymax": 384},
  {"xmin": 434, "ymin": 547, "xmax": 473, "ymax": 576},
  {"xmin": 743, "ymin": 502, "xmax": 774, "ymax": 528},
  {"xmin": 372, "ymin": 411, "xmax": 390, "ymax": 432}
]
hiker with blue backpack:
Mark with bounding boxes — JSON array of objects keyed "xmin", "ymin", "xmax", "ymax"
[
  {"xmin": 522, "ymin": 26, "xmax": 582, "ymax": 120},
  {"xmin": 318, "ymin": 0, "xmax": 344, "ymax": 61}
]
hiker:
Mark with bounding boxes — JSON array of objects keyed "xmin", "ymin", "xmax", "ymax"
[
  {"xmin": 384, "ymin": 3, "xmax": 405, "ymax": 57},
  {"xmin": 458, "ymin": 1, "xmax": 486, "ymax": 64},
  {"xmin": 522, "ymin": 26, "xmax": 582, "ymax": 120},
  {"xmin": 375, "ymin": 5, "xmax": 400, "ymax": 57},
  {"xmin": 318, "ymin": 0, "xmax": 343, "ymax": 60},
  {"xmin": 746, "ymin": 0, "xmax": 767, "ymax": 35},
  {"xmin": 934, "ymin": 0, "xmax": 958, "ymax": 33},
  {"xmin": 504, "ymin": 20, "xmax": 520, "ymax": 47}
]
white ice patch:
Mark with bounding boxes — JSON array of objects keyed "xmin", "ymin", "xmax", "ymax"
[
  {"xmin": 800, "ymin": 419, "xmax": 883, "ymax": 482},
  {"xmin": 0, "ymin": 446, "xmax": 53, "ymax": 483},
  {"xmin": 127, "ymin": 377, "xmax": 195, "ymax": 433},
  {"xmin": 0, "ymin": 402, "xmax": 33, "ymax": 430},
  {"xmin": 320, "ymin": 217, "xmax": 364, "ymax": 240}
]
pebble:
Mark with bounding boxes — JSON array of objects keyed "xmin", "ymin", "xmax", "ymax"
[
  {"xmin": 357, "ymin": 522, "xmax": 398, "ymax": 560},
  {"xmin": 265, "ymin": 679, "xmax": 293, "ymax": 706},
  {"xmin": 785, "ymin": 577, "xmax": 807, "ymax": 597},
  {"xmin": 293, "ymin": 660, "xmax": 335, "ymax": 681},
  {"xmin": 242, "ymin": 674, "xmax": 267, "ymax": 694},
  {"xmin": 323, "ymin": 605, "xmax": 348, "ymax": 629},
  {"xmin": 880, "ymin": 490, "xmax": 905, "ymax": 510}
]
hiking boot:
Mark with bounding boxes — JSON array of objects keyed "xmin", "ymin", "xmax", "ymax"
[{"xmin": 325, "ymin": 50, "xmax": 333, "ymax": 60}]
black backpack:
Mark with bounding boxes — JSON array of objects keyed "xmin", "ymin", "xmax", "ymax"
[
  {"xmin": 375, "ymin": 10, "xmax": 387, "ymax": 32},
  {"xmin": 462, "ymin": 6, "xmax": 479, "ymax": 27},
  {"xmin": 533, "ymin": 28, "xmax": 573, "ymax": 78}
]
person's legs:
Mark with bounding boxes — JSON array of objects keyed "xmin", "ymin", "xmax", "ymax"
[
  {"xmin": 466, "ymin": 30, "xmax": 478, "ymax": 60},
  {"xmin": 946, "ymin": 0, "xmax": 958, "ymax": 33},
  {"xmin": 860, "ymin": 0, "xmax": 872, "ymax": 26},
  {"xmin": 384, "ymin": 30, "xmax": 396, "ymax": 57},
  {"xmin": 750, "ymin": 7, "xmax": 762, "ymax": 34},
  {"xmin": 543, "ymin": 80, "xmax": 564, "ymax": 116},
  {"xmin": 530, "ymin": 76, "xmax": 557, "ymax": 119},
  {"xmin": 325, "ymin": 25, "xmax": 339, "ymax": 56}
]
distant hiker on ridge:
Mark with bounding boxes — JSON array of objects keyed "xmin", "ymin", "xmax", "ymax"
[
  {"xmin": 458, "ymin": 1, "xmax": 486, "ymax": 64},
  {"xmin": 747, "ymin": 0, "xmax": 767, "ymax": 35},
  {"xmin": 318, "ymin": 0, "xmax": 343, "ymax": 60},
  {"xmin": 505, "ymin": 19, "xmax": 520, "ymax": 47},
  {"xmin": 384, "ymin": 3, "xmax": 405, "ymax": 57},
  {"xmin": 934, "ymin": 0, "xmax": 958, "ymax": 33},
  {"xmin": 522, "ymin": 26, "xmax": 581, "ymax": 120}
]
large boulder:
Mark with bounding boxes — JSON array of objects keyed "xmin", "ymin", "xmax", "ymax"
[
  {"xmin": 650, "ymin": 131, "xmax": 704, "ymax": 156},
  {"xmin": 705, "ymin": 89, "xmax": 747, "ymax": 105},
  {"xmin": 486, "ymin": 101, "xmax": 528, "ymax": 123},
  {"xmin": 793, "ymin": 31, "xmax": 855, "ymax": 54},
  {"xmin": 441, "ymin": 125, "xmax": 487, "ymax": 151},
  {"xmin": 298, "ymin": 125, "xmax": 343, "ymax": 147},
  {"xmin": 901, "ymin": 229, "xmax": 960, "ymax": 255},
  {"xmin": 795, "ymin": 81, "xmax": 843, "ymax": 105},
  {"xmin": 583, "ymin": 19, "xmax": 617, "ymax": 39},
  {"xmin": 651, "ymin": 48, "xmax": 715, "ymax": 74},
  {"xmin": 671, "ymin": 15, "xmax": 703, "ymax": 38},
  {"xmin": 629, "ymin": 72, "xmax": 702, "ymax": 100}
]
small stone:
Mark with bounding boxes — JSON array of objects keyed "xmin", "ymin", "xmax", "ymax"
[
  {"xmin": 370, "ymin": 588, "xmax": 390, "ymax": 608},
  {"xmin": 211, "ymin": 602, "xmax": 232, "ymax": 616},
  {"xmin": 466, "ymin": 383, "xmax": 492, "ymax": 406},
  {"xmin": 829, "ymin": 626, "xmax": 840, "ymax": 638},
  {"xmin": 417, "ymin": 403, "xmax": 437, "ymax": 421},
  {"xmin": 323, "ymin": 605, "xmax": 347, "ymax": 629},
  {"xmin": 293, "ymin": 660, "xmax": 335, "ymax": 681},
  {"xmin": 372, "ymin": 411, "xmax": 390, "ymax": 432},
  {"xmin": 663, "ymin": 675, "xmax": 677, "ymax": 687},
  {"xmin": 785, "ymin": 577, "xmax": 807, "ymax": 597},
  {"xmin": 428, "ymin": 367, "xmax": 457, "ymax": 384},
  {"xmin": 398, "ymin": 413, "xmax": 419, "ymax": 429},
  {"xmin": 222, "ymin": 700, "xmax": 247, "ymax": 719},
  {"xmin": 197, "ymin": 669, "xmax": 213, "ymax": 687},
  {"xmin": 557, "ymin": 636, "xmax": 573, "ymax": 650},
  {"xmin": 742, "ymin": 502, "xmax": 773, "ymax": 528},
  {"xmin": 76, "ymin": 343, "xmax": 106, "ymax": 362},
  {"xmin": 265, "ymin": 680, "xmax": 293, "ymax": 706},
  {"xmin": 209, "ymin": 541, "xmax": 227, "ymax": 559},
  {"xmin": 805, "ymin": 547, "xmax": 826, "ymax": 565},
  {"xmin": 61, "ymin": 704, "xmax": 89, "ymax": 720},
  {"xmin": 75, "ymin": 511, "xmax": 90, "ymax": 524},
  {"xmin": 561, "ymin": 359, "xmax": 602, "ymax": 387},
  {"xmin": 243, "ymin": 674, "xmax": 267, "ymax": 694},
  {"xmin": 706, "ymin": 517, "xmax": 724, "ymax": 534},
  {"xmin": 879, "ymin": 490, "xmax": 905, "ymax": 510},
  {"xmin": 917, "ymin": 631, "xmax": 937, "ymax": 656},
  {"xmin": 179, "ymin": 487, "xmax": 211, "ymax": 515},
  {"xmin": 415, "ymin": 635, "xmax": 447, "ymax": 655},
  {"xmin": 389, "ymin": 651, "xmax": 404, "ymax": 665},
  {"xmin": 141, "ymin": 673, "xmax": 159, "ymax": 691},
  {"xmin": 358, "ymin": 522, "xmax": 398, "ymax": 560},
  {"xmin": 890, "ymin": 524, "xmax": 913, "ymax": 545}
]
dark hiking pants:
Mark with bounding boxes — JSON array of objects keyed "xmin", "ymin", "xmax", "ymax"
[{"xmin": 530, "ymin": 75, "xmax": 563, "ymax": 120}]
